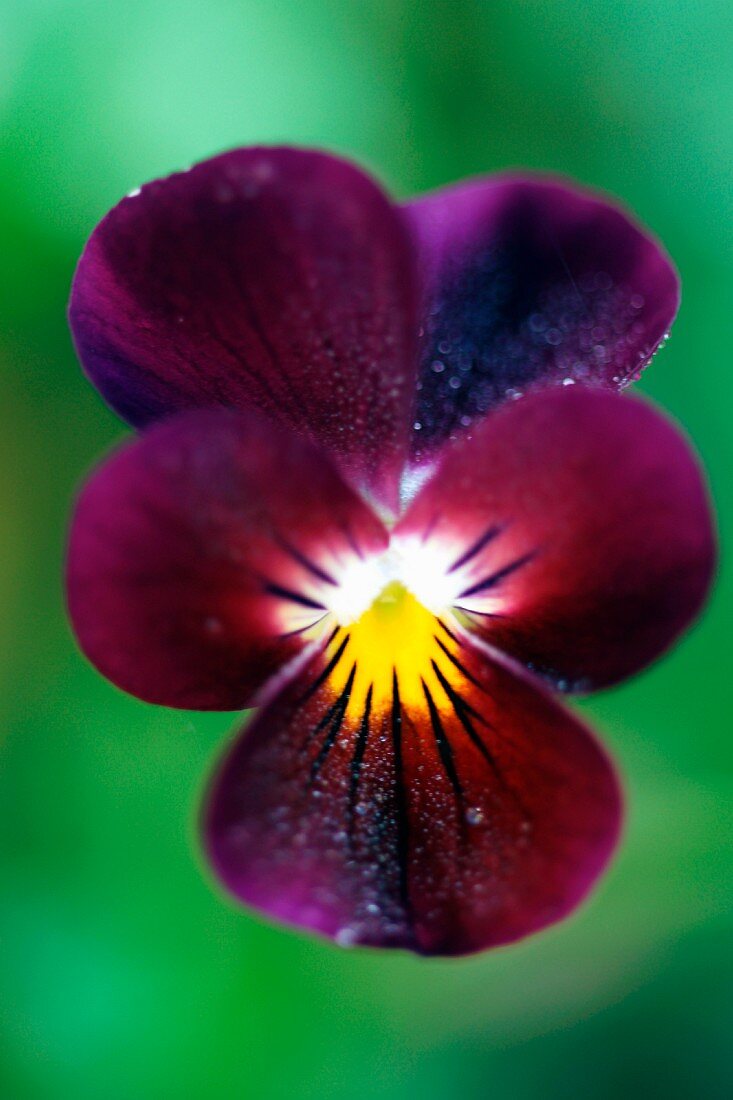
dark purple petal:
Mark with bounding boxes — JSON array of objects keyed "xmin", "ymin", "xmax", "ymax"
[
  {"xmin": 70, "ymin": 147, "xmax": 418, "ymax": 513},
  {"xmin": 66, "ymin": 408, "xmax": 387, "ymax": 710},
  {"xmin": 397, "ymin": 387, "xmax": 715, "ymax": 692},
  {"xmin": 204, "ymin": 618, "xmax": 621, "ymax": 956},
  {"xmin": 404, "ymin": 174, "xmax": 679, "ymax": 461}
]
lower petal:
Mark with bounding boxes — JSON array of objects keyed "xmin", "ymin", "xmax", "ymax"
[{"xmin": 203, "ymin": 619, "xmax": 621, "ymax": 956}]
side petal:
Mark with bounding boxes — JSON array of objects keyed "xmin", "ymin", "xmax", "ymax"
[
  {"xmin": 66, "ymin": 409, "xmax": 387, "ymax": 710},
  {"xmin": 405, "ymin": 173, "xmax": 679, "ymax": 461},
  {"xmin": 397, "ymin": 387, "xmax": 715, "ymax": 692},
  {"xmin": 203, "ymin": 622, "xmax": 621, "ymax": 956},
  {"xmin": 69, "ymin": 147, "xmax": 417, "ymax": 513}
]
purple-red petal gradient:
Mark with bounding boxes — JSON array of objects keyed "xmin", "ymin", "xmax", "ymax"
[
  {"xmin": 204, "ymin": 627, "xmax": 621, "ymax": 956},
  {"xmin": 69, "ymin": 147, "xmax": 418, "ymax": 513},
  {"xmin": 66, "ymin": 409, "xmax": 387, "ymax": 710},
  {"xmin": 398, "ymin": 387, "xmax": 715, "ymax": 692},
  {"xmin": 404, "ymin": 174, "xmax": 679, "ymax": 460}
]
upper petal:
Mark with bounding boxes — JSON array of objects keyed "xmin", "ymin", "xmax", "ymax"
[
  {"xmin": 69, "ymin": 147, "xmax": 418, "ymax": 514},
  {"xmin": 66, "ymin": 408, "xmax": 387, "ymax": 710},
  {"xmin": 203, "ymin": 618, "xmax": 620, "ymax": 956},
  {"xmin": 397, "ymin": 387, "xmax": 715, "ymax": 692},
  {"xmin": 404, "ymin": 174, "xmax": 679, "ymax": 462}
]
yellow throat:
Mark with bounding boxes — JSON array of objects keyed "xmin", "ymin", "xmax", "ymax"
[{"xmin": 328, "ymin": 580, "xmax": 452, "ymax": 715}]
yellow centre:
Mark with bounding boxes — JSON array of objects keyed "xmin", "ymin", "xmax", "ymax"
[{"xmin": 328, "ymin": 580, "xmax": 450, "ymax": 715}]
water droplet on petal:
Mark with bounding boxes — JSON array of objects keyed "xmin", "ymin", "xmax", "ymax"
[{"xmin": 335, "ymin": 927, "xmax": 358, "ymax": 947}]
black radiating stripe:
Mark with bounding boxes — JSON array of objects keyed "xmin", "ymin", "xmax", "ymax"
[
  {"xmin": 436, "ymin": 617, "xmax": 463, "ymax": 646},
  {"xmin": 434, "ymin": 636, "xmax": 484, "ymax": 690},
  {"xmin": 297, "ymin": 633, "xmax": 350, "ymax": 704},
  {"xmin": 421, "ymin": 680, "xmax": 463, "ymax": 804},
  {"xmin": 276, "ymin": 536, "xmax": 338, "ymax": 586},
  {"xmin": 391, "ymin": 672, "xmax": 411, "ymax": 914},
  {"xmin": 348, "ymin": 684, "xmax": 373, "ymax": 837},
  {"xmin": 421, "ymin": 513, "xmax": 440, "ymax": 544},
  {"xmin": 310, "ymin": 663, "xmax": 357, "ymax": 780},
  {"xmin": 453, "ymin": 607, "xmax": 504, "ymax": 619},
  {"xmin": 448, "ymin": 523, "xmax": 503, "ymax": 573},
  {"xmin": 264, "ymin": 582, "xmax": 327, "ymax": 610},
  {"xmin": 341, "ymin": 523, "xmax": 364, "ymax": 560},
  {"xmin": 430, "ymin": 660, "xmax": 502, "ymax": 777},
  {"xmin": 458, "ymin": 551, "xmax": 535, "ymax": 599},
  {"xmin": 279, "ymin": 613, "xmax": 328, "ymax": 638}
]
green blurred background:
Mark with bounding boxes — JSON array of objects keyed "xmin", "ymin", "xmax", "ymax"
[{"xmin": 1, "ymin": 1, "xmax": 731, "ymax": 1097}]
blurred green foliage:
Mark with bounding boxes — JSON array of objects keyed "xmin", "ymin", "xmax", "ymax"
[{"xmin": 1, "ymin": 1, "xmax": 731, "ymax": 1097}]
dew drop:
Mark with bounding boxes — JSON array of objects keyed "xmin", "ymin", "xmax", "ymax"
[
  {"xmin": 465, "ymin": 807, "xmax": 484, "ymax": 826},
  {"xmin": 335, "ymin": 927, "xmax": 358, "ymax": 947}
]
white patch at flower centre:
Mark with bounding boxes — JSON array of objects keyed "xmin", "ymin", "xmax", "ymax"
[{"xmin": 326, "ymin": 536, "xmax": 465, "ymax": 625}]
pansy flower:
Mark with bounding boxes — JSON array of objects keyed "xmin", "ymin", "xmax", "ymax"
[{"xmin": 66, "ymin": 148, "xmax": 715, "ymax": 956}]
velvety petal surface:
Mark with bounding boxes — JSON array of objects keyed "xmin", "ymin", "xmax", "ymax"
[
  {"xmin": 397, "ymin": 387, "xmax": 715, "ymax": 692},
  {"xmin": 404, "ymin": 174, "xmax": 679, "ymax": 460},
  {"xmin": 204, "ymin": 611, "xmax": 621, "ymax": 956},
  {"xmin": 66, "ymin": 409, "xmax": 387, "ymax": 710},
  {"xmin": 70, "ymin": 147, "xmax": 418, "ymax": 512}
]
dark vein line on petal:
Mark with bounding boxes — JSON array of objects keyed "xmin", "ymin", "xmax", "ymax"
[
  {"xmin": 220, "ymin": 250, "xmax": 312, "ymax": 427},
  {"xmin": 340, "ymin": 522, "xmax": 364, "ymax": 560},
  {"xmin": 431, "ymin": 661, "xmax": 501, "ymax": 766},
  {"xmin": 264, "ymin": 582, "xmax": 327, "ymax": 610},
  {"xmin": 431, "ymin": 661, "xmax": 531, "ymax": 816},
  {"xmin": 279, "ymin": 613, "xmax": 328, "ymax": 638},
  {"xmin": 434, "ymin": 636, "xmax": 485, "ymax": 690},
  {"xmin": 421, "ymin": 679, "xmax": 463, "ymax": 806},
  {"xmin": 421, "ymin": 513, "xmax": 440, "ymax": 544},
  {"xmin": 454, "ymin": 607, "xmax": 506, "ymax": 619},
  {"xmin": 310, "ymin": 663, "xmax": 357, "ymax": 781},
  {"xmin": 391, "ymin": 671, "xmax": 411, "ymax": 916},
  {"xmin": 348, "ymin": 684, "xmax": 373, "ymax": 842},
  {"xmin": 448, "ymin": 523, "xmax": 503, "ymax": 573},
  {"xmin": 436, "ymin": 618, "xmax": 463, "ymax": 645},
  {"xmin": 275, "ymin": 535, "xmax": 338, "ymax": 586},
  {"xmin": 458, "ymin": 551, "xmax": 536, "ymax": 599},
  {"xmin": 297, "ymin": 633, "xmax": 350, "ymax": 704}
]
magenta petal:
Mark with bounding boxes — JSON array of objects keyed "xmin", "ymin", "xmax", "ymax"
[
  {"xmin": 70, "ymin": 147, "xmax": 418, "ymax": 512},
  {"xmin": 404, "ymin": 174, "xmax": 679, "ymax": 460},
  {"xmin": 204, "ymin": 629, "xmax": 621, "ymax": 956},
  {"xmin": 398, "ymin": 387, "xmax": 715, "ymax": 692},
  {"xmin": 66, "ymin": 409, "xmax": 387, "ymax": 709}
]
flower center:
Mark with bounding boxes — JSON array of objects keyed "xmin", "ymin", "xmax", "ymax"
[
  {"xmin": 327, "ymin": 579, "xmax": 451, "ymax": 714},
  {"xmin": 326, "ymin": 539, "xmax": 459, "ymax": 626}
]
